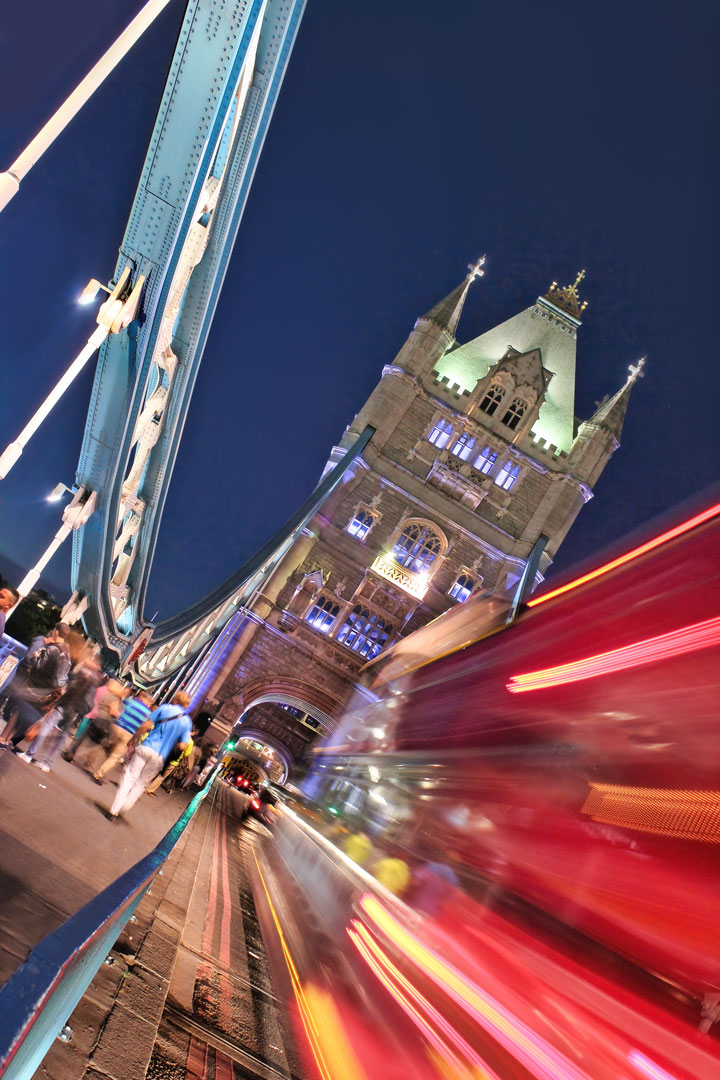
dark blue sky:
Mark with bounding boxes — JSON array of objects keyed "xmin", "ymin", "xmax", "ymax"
[{"xmin": 1, "ymin": 0, "xmax": 718, "ymax": 616}]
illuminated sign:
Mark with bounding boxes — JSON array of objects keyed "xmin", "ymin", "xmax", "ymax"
[{"xmin": 371, "ymin": 555, "xmax": 429, "ymax": 599}]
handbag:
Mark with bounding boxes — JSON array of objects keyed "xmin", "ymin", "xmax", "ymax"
[
  {"xmin": 86, "ymin": 719, "xmax": 109, "ymax": 743},
  {"xmin": 24, "ymin": 717, "xmax": 45, "ymax": 742}
]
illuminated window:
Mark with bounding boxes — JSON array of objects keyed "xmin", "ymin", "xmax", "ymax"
[
  {"xmin": 393, "ymin": 522, "xmax": 443, "ymax": 572},
  {"xmin": 336, "ymin": 605, "xmax": 393, "ymax": 660},
  {"xmin": 305, "ymin": 595, "xmax": 340, "ymax": 634},
  {"xmin": 451, "ymin": 432, "xmax": 476, "ymax": 461},
  {"xmin": 495, "ymin": 462, "xmax": 520, "ymax": 490},
  {"xmin": 502, "ymin": 398, "xmax": 528, "ymax": 431},
  {"xmin": 479, "ymin": 383, "xmax": 505, "ymax": 416},
  {"xmin": 449, "ymin": 572, "xmax": 475, "ymax": 602},
  {"xmin": 347, "ymin": 509, "xmax": 374, "ymax": 540},
  {"xmin": 428, "ymin": 418, "xmax": 453, "ymax": 449},
  {"xmin": 473, "ymin": 446, "xmax": 497, "ymax": 474}
]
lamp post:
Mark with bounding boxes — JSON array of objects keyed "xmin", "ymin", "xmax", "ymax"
[
  {"xmin": 0, "ymin": 267, "xmax": 144, "ymax": 479},
  {"xmin": 7, "ymin": 486, "xmax": 97, "ymax": 618},
  {"xmin": 0, "ymin": 0, "xmax": 175, "ymax": 214}
]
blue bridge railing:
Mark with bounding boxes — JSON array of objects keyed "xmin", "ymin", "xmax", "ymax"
[
  {"xmin": 0, "ymin": 766, "xmax": 221, "ymax": 1079},
  {"xmin": 0, "ymin": 634, "xmax": 27, "ymax": 694}
]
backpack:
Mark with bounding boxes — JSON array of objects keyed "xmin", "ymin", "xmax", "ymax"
[
  {"xmin": 28, "ymin": 645, "xmax": 70, "ymax": 690},
  {"xmin": 13, "ymin": 645, "xmax": 70, "ymax": 708}
]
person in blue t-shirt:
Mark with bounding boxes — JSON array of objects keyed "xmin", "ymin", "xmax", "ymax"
[{"xmin": 106, "ymin": 692, "xmax": 192, "ymax": 820}]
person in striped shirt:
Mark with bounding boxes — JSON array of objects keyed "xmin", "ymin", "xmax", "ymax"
[{"xmin": 92, "ymin": 689, "xmax": 153, "ymax": 784}]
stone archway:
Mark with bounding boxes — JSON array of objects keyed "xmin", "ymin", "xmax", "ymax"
[
  {"xmin": 240, "ymin": 675, "xmax": 343, "ymax": 732},
  {"xmin": 228, "ymin": 729, "xmax": 293, "ymax": 784},
  {"xmin": 225, "ymin": 685, "xmax": 338, "ymax": 783},
  {"xmin": 242, "ymin": 692, "xmax": 334, "ymax": 735}
]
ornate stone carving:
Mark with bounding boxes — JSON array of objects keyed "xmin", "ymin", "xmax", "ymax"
[{"xmin": 371, "ymin": 555, "xmax": 429, "ymax": 599}]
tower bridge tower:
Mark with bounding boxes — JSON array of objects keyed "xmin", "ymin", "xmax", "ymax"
[{"xmin": 203, "ymin": 264, "xmax": 641, "ymax": 764}]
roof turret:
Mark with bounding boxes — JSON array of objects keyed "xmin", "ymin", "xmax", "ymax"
[
  {"xmin": 421, "ymin": 256, "xmax": 485, "ymax": 336},
  {"xmin": 587, "ymin": 357, "xmax": 645, "ymax": 441}
]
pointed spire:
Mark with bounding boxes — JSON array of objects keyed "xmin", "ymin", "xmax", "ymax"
[
  {"xmin": 421, "ymin": 255, "xmax": 486, "ymax": 336},
  {"xmin": 589, "ymin": 357, "xmax": 645, "ymax": 440}
]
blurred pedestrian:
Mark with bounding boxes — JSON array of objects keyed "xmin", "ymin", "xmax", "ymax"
[
  {"xmin": 106, "ymin": 692, "xmax": 192, "ymax": 820},
  {"xmin": 0, "ymin": 624, "xmax": 71, "ymax": 749},
  {"xmin": 0, "ymin": 587, "xmax": 19, "ymax": 638},
  {"xmin": 92, "ymin": 689, "xmax": 153, "ymax": 784},
  {"xmin": 180, "ymin": 745, "xmax": 204, "ymax": 789},
  {"xmin": 68, "ymin": 678, "xmax": 126, "ymax": 771},
  {"xmin": 19, "ymin": 637, "xmax": 100, "ymax": 771},
  {"xmin": 146, "ymin": 726, "xmax": 199, "ymax": 795}
]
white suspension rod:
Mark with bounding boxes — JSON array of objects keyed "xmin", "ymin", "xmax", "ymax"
[{"xmin": 0, "ymin": 0, "xmax": 175, "ymax": 213}]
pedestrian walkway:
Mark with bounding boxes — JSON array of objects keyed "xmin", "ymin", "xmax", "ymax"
[
  {"xmin": 0, "ymin": 750, "xmax": 191, "ymax": 986},
  {"xmin": 0, "ymin": 750, "xmax": 303, "ymax": 1080}
]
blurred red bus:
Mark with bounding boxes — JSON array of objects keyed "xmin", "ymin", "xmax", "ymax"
[{"xmin": 250, "ymin": 501, "xmax": 720, "ymax": 1079}]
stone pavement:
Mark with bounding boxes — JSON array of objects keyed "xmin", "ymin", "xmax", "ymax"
[
  {"xmin": 25, "ymin": 782, "xmax": 304, "ymax": 1080},
  {"xmin": 0, "ymin": 745, "xmax": 303, "ymax": 1080},
  {"xmin": 0, "ymin": 748, "xmax": 194, "ymax": 984}
]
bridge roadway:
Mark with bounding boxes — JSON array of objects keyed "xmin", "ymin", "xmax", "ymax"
[{"xmin": 0, "ymin": 752, "xmax": 305, "ymax": 1080}]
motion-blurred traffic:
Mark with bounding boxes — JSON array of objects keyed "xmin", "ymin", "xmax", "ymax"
[{"xmin": 245, "ymin": 501, "xmax": 720, "ymax": 1080}]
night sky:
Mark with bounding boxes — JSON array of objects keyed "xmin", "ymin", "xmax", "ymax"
[{"xmin": 1, "ymin": 0, "xmax": 718, "ymax": 618}]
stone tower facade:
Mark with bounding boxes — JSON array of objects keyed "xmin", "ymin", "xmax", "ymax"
[{"xmin": 203, "ymin": 264, "xmax": 641, "ymax": 774}]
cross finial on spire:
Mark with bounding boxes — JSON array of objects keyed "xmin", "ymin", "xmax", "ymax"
[
  {"xmin": 467, "ymin": 255, "xmax": 486, "ymax": 282},
  {"xmin": 627, "ymin": 356, "xmax": 646, "ymax": 383},
  {"xmin": 543, "ymin": 269, "xmax": 588, "ymax": 319}
]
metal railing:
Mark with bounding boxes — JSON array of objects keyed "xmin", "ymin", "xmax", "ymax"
[
  {"xmin": 0, "ymin": 634, "xmax": 27, "ymax": 693},
  {"xmin": 0, "ymin": 766, "xmax": 220, "ymax": 1079}
]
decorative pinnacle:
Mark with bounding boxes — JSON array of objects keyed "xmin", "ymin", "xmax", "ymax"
[
  {"xmin": 467, "ymin": 255, "xmax": 486, "ymax": 282},
  {"xmin": 627, "ymin": 356, "xmax": 646, "ymax": 383},
  {"xmin": 543, "ymin": 268, "xmax": 588, "ymax": 319}
]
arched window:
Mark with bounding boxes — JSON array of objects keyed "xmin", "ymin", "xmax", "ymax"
[
  {"xmin": 336, "ymin": 605, "xmax": 393, "ymax": 660},
  {"xmin": 392, "ymin": 522, "xmax": 443, "ymax": 573},
  {"xmin": 495, "ymin": 462, "xmax": 520, "ymax": 491},
  {"xmin": 449, "ymin": 572, "xmax": 475, "ymax": 602},
  {"xmin": 479, "ymin": 383, "xmax": 505, "ymax": 416},
  {"xmin": 473, "ymin": 446, "xmax": 497, "ymax": 474},
  {"xmin": 427, "ymin": 417, "xmax": 453, "ymax": 449},
  {"xmin": 347, "ymin": 509, "xmax": 374, "ymax": 540},
  {"xmin": 502, "ymin": 398, "xmax": 528, "ymax": 431},
  {"xmin": 451, "ymin": 432, "xmax": 476, "ymax": 461},
  {"xmin": 305, "ymin": 595, "xmax": 340, "ymax": 634}
]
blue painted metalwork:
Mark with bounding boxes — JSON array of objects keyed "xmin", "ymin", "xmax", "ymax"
[
  {"xmin": 0, "ymin": 767, "xmax": 220, "ymax": 1079},
  {"xmin": 72, "ymin": 0, "xmax": 307, "ymax": 662}
]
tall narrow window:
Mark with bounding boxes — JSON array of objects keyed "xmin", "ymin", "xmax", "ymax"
[
  {"xmin": 479, "ymin": 383, "xmax": 505, "ymax": 416},
  {"xmin": 495, "ymin": 462, "xmax": 520, "ymax": 490},
  {"xmin": 305, "ymin": 595, "xmax": 340, "ymax": 634},
  {"xmin": 427, "ymin": 418, "xmax": 453, "ymax": 449},
  {"xmin": 473, "ymin": 446, "xmax": 497, "ymax": 474},
  {"xmin": 347, "ymin": 509, "xmax": 374, "ymax": 540},
  {"xmin": 336, "ymin": 605, "xmax": 393, "ymax": 660},
  {"xmin": 393, "ymin": 522, "xmax": 443, "ymax": 573},
  {"xmin": 451, "ymin": 432, "xmax": 476, "ymax": 461},
  {"xmin": 502, "ymin": 398, "xmax": 528, "ymax": 431},
  {"xmin": 449, "ymin": 573, "xmax": 475, "ymax": 602}
]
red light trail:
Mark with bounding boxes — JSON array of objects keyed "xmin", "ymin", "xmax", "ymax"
[
  {"xmin": 506, "ymin": 615, "xmax": 720, "ymax": 693},
  {"xmin": 528, "ymin": 503, "xmax": 720, "ymax": 608}
]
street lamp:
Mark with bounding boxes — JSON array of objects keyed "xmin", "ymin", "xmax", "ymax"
[
  {"xmin": 0, "ymin": 266, "xmax": 144, "ymax": 479},
  {"xmin": 47, "ymin": 482, "xmax": 73, "ymax": 503},
  {"xmin": 7, "ymin": 485, "xmax": 97, "ymax": 618},
  {"xmin": 77, "ymin": 279, "xmax": 113, "ymax": 305}
]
